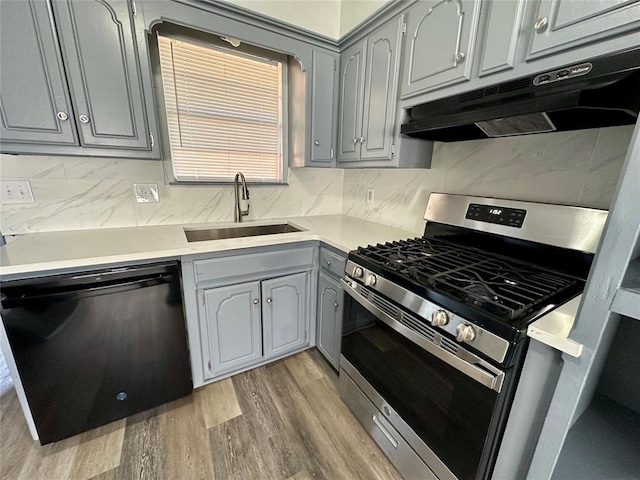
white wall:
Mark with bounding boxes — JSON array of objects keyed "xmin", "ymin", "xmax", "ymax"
[
  {"xmin": 340, "ymin": 0, "xmax": 391, "ymax": 36},
  {"xmin": 224, "ymin": 0, "xmax": 342, "ymax": 38},
  {"xmin": 342, "ymin": 126, "xmax": 634, "ymax": 234},
  {"xmin": 222, "ymin": 0, "xmax": 391, "ymax": 39}
]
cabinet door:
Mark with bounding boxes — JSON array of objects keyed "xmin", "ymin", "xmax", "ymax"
[
  {"xmin": 311, "ymin": 49, "xmax": 338, "ymax": 164},
  {"xmin": 51, "ymin": 0, "xmax": 151, "ymax": 149},
  {"xmin": 316, "ymin": 271, "xmax": 344, "ymax": 370},
  {"xmin": 338, "ymin": 39, "xmax": 367, "ymax": 162},
  {"xmin": 360, "ymin": 16, "xmax": 404, "ymax": 161},
  {"xmin": 262, "ymin": 272, "xmax": 309, "ymax": 359},
  {"xmin": 527, "ymin": 0, "xmax": 640, "ymax": 59},
  {"xmin": 202, "ymin": 281, "xmax": 262, "ymax": 378},
  {"xmin": 401, "ymin": 0, "xmax": 481, "ymax": 98},
  {"xmin": 0, "ymin": 0, "xmax": 77, "ymax": 146},
  {"xmin": 478, "ymin": 0, "xmax": 525, "ymax": 77}
]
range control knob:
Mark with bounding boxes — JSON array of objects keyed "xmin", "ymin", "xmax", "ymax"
[
  {"xmin": 456, "ymin": 324, "xmax": 476, "ymax": 343},
  {"xmin": 365, "ymin": 273, "xmax": 377, "ymax": 287},
  {"xmin": 353, "ymin": 267, "xmax": 364, "ymax": 278},
  {"xmin": 431, "ymin": 310, "xmax": 450, "ymax": 327}
]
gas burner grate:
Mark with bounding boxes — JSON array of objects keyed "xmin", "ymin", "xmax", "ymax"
[{"xmin": 357, "ymin": 237, "xmax": 579, "ymax": 320}]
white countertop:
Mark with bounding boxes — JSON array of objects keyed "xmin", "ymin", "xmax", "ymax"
[
  {"xmin": 0, "ymin": 214, "xmax": 582, "ymax": 356},
  {"xmin": 0, "ymin": 215, "xmax": 417, "ymax": 277}
]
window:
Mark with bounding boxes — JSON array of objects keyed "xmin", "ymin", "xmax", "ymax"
[{"xmin": 157, "ymin": 34, "xmax": 286, "ymax": 183}]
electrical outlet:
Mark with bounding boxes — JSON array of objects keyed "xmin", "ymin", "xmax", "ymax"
[
  {"xmin": 367, "ymin": 188, "xmax": 375, "ymax": 205},
  {"xmin": 1, "ymin": 180, "xmax": 35, "ymax": 204},
  {"xmin": 133, "ymin": 183, "xmax": 159, "ymax": 203}
]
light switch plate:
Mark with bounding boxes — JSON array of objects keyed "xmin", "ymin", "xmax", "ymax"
[
  {"xmin": 133, "ymin": 183, "xmax": 159, "ymax": 203},
  {"xmin": 1, "ymin": 180, "xmax": 35, "ymax": 204}
]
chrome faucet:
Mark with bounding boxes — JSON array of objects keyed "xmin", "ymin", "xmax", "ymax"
[{"xmin": 234, "ymin": 172, "xmax": 250, "ymax": 222}]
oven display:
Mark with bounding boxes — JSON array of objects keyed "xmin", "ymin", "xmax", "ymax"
[{"xmin": 465, "ymin": 203, "xmax": 526, "ymax": 227}]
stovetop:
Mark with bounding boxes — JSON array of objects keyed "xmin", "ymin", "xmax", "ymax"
[{"xmin": 349, "ymin": 235, "xmax": 586, "ymax": 341}]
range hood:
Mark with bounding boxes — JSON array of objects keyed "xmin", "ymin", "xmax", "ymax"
[{"xmin": 401, "ymin": 47, "xmax": 640, "ymax": 142}]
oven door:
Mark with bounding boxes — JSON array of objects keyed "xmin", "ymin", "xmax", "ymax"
[{"xmin": 340, "ymin": 279, "xmax": 509, "ymax": 480}]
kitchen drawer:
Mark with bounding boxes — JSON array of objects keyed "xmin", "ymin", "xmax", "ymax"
[
  {"xmin": 338, "ymin": 370, "xmax": 437, "ymax": 480},
  {"xmin": 319, "ymin": 247, "xmax": 346, "ymax": 278},
  {"xmin": 194, "ymin": 247, "xmax": 315, "ymax": 284}
]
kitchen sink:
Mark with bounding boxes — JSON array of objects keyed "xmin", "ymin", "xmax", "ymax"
[{"xmin": 184, "ymin": 223, "xmax": 304, "ymax": 242}]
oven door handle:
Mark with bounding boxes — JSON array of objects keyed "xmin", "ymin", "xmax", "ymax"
[{"xmin": 341, "ymin": 279, "xmax": 505, "ymax": 393}]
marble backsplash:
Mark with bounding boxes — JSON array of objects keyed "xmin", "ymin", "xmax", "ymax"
[
  {"xmin": 0, "ymin": 155, "xmax": 344, "ymax": 235},
  {"xmin": 342, "ymin": 126, "xmax": 635, "ymax": 234},
  {"xmin": 0, "ymin": 125, "xmax": 633, "ymax": 236}
]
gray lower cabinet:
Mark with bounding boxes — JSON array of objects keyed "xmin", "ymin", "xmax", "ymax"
[
  {"xmin": 338, "ymin": 15, "xmax": 404, "ymax": 164},
  {"xmin": 401, "ymin": 0, "xmax": 481, "ymax": 99},
  {"xmin": 203, "ymin": 281, "xmax": 263, "ymax": 377},
  {"xmin": 0, "ymin": 0, "xmax": 77, "ymax": 146},
  {"xmin": 316, "ymin": 271, "xmax": 344, "ymax": 370},
  {"xmin": 201, "ymin": 272, "xmax": 310, "ymax": 380},
  {"xmin": 262, "ymin": 272, "xmax": 310, "ymax": 358},
  {"xmin": 1, "ymin": 0, "xmax": 156, "ymax": 157},
  {"xmin": 527, "ymin": 0, "xmax": 640, "ymax": 60}
]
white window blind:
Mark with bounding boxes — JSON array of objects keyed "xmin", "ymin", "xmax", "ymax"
[{"xmin": 157, "ymin": 34, "xmax": 284, "ymax": 183}]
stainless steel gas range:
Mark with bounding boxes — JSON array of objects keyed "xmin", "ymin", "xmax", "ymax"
[{"xmin": 337, "ymin": 193, "xmax": 607, "ymax": 480}]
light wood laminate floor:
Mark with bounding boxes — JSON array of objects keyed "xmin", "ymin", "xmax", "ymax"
[{"xmin": 0, "ymin": 349, "xmax": 403, "ymax": 480}]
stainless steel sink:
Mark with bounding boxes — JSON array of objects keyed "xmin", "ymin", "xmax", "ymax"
[{"xmin": 184, "ymin": 223, "xmax": 303, "ymax": 242}]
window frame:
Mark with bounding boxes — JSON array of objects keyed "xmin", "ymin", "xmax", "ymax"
[{"xmin": 150, "ymin": 27, "xmax": 290, "ymax": 185}]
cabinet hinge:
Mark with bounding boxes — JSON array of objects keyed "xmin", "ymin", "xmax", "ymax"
[
  {"xmin": 330, "ymin": 148, "xmax": 334, "ymax": 160},
  {"xmin": 402, "ymin": 21, "xmax": 407, "ymax": 35},
  {"xmin": 201, "ymin": 292, "xmax": 205, "ymax": 305},
  {"xmin": 131, "ymin": 0, "xmax": 137, "ymax": 17},
  {"xmin": 333, "ymin": 59, "xmax": 337, "ymax": 71},
  {"xmin": 208, "ymin": 360, "xmax": 212, "ymax": 371},
  {"xmin": 391, "ymin": 144, "xmax": 396, "ymax": 156},
  {"xmin": 305, "ymin": 328, "xmax": 308, "ymax": 341},
  {"xmin": 150, "ymin": 132, "xmax": 154, "ymax": 147}
]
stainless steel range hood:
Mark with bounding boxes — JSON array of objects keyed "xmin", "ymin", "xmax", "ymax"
[{"xmin": 401, "ymin": 47, "xmax": 640, "ymax": 142}]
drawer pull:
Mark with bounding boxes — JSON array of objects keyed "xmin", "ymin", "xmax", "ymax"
[{"xmin": 372, "ymin": 414, "xmax": 398, "ymax": 449}]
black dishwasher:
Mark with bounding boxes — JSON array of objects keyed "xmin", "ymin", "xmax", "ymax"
[{"xmin": 0, "ymin": 261, "xmax": 192, "ymax": 444}]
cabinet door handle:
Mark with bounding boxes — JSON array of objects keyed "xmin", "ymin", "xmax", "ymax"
[
  {"xmin": 253, "ymin": 298, "xmax": 259, "ymax": 305},
  {"xmin": 353, "ymin": 138, "xmax": 358, "ymax": 144},
  {"xmin": 359, "ymin": 137, "xmax": 365, "ymax": 143},
  {"xmin": 334, "ymin": 302, "xmax": 339, "ymax": 309},
  {"xmin": 57, "ymin": 111, "xmax": 68, "ymax": 121},
  {"xmin": 534, "ymin": 16, "xmax": 548, "ymax": 32},
  {"xmin": 327, "ymin": 260, "xmax": 332, "ymax": 266},
  {"xmin": 79, "ymin": 114, "xmax": 90, "ymax": 124},
  {"xmin": 315, "ymin": 140, "xmax": 320, "ymax": 146},
  {"xmin": 266, "ymin": 298, "xmax": 272, "ymax": 304},
  {"xmin": 455, "ymin": 52, "xmax": 465, "ymax": 64}
]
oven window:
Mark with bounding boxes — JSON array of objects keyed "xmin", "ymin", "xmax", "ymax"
[{"xmin": 341, "ymin": 296, "xmax": 499, "ymax": 480}]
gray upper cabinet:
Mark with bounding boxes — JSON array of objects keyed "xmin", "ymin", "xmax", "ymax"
[
  {"xmin": 360, "ymin": 16, "xmax": 404, "ymax": 161},
  {"xmin": 338, "ymin": 15, "xmax": 404, "ymax": 164},
  {"xmin": 202, "ymin": 281, "xmax": 263, "ymax": 378},
  {"xmin": 478, "ymin": 0, "xmax": 525, "ymax": 77},
  {"xmin": 310, "ymin": 49, "xmax": 338, "ymax": 164},
  {"xmin": 262, "ymin": 272, "xmax": 309, "ymax": 359},
  {"xmin": 316, "ymin": 271, "xmax": 343, "ymax": 370},
  {"xmin": 401, "ymin": 0, "xmax": 481, "ymax": 99},
  {"xmin": 338, "ymin": 39, "xmax": 366, "ymax": 162},
  {"xmin": 526, "ymin": 0, "xmax": 640, "ymax": 60},
  {"xmin": 51, "ymin": 0, "xmax": 151, "ymax": 150},
  {"xmin": 0, "ymin": 0, "xmax": 77, "ymax": 146}
]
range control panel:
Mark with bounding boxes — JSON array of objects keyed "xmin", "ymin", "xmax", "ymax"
[{"xmin": 465, "ymin": 203, "xmax": 527, "ymax": 228}]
